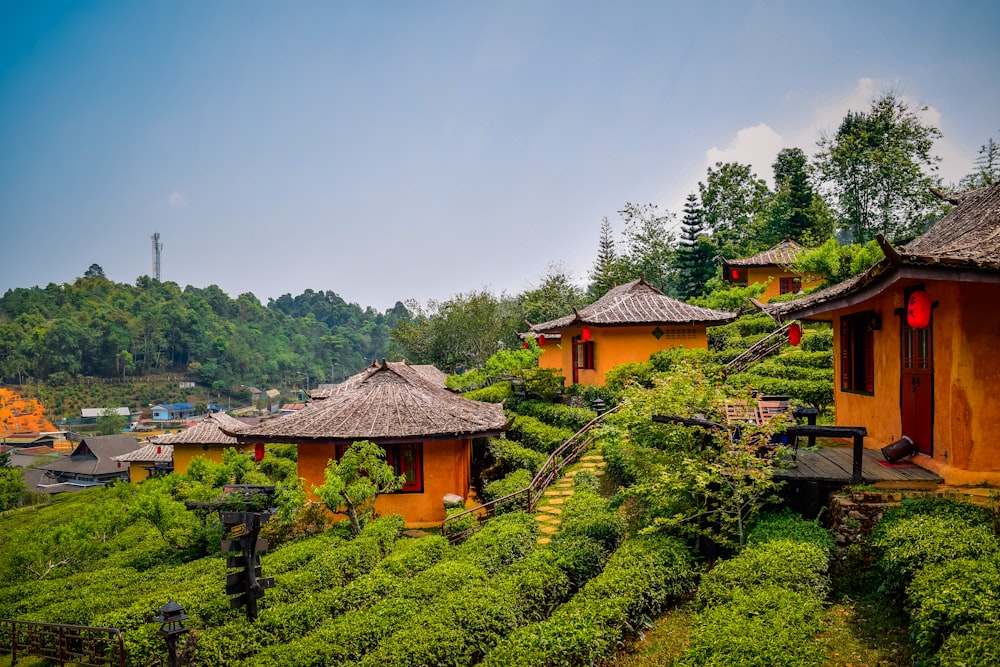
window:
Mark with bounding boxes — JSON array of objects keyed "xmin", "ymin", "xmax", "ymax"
[
  {"xmin": 385, "ymin": 443, "xmax": 423, "ymax": 493},
  {"xmin": 779, "ymin": 277, "xmax": 802, "ymax": 295},
  {"xmin": 840, "ymin": 312, "xmax": 874, "ymax": 393},
  {"xmin": 333, "ymin": 442, "xmax": 423, "ymax": 493},
  {"xmin": 573, "ymin": 337, "xmax": 595, "ymax": 370}
]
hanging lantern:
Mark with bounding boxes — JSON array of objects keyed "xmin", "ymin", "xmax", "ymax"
[
  {"xmin": 538, "ymin": 335, "xmax": 545, "ymax": 346},
  {"xmin": 254, "ymin": 443, "xmax": 265, "ymax": 461},
  {"xmin": 788, "ymin": 322, "xmax": 802, "ymax": 346},
  {"xmin": 522, "ymin": 340, "xmax": 528, "ymax": 349},
  {"xmin": 581, "ymin": 327, "xmax": 591, "ymax": 342},
  {"xmin": 730, "ymin": 268, "xmax": 740, "ymax": 280},
  {"xmin": 907, "ymin": 290, "xmax": 931, "ymax": 329}
]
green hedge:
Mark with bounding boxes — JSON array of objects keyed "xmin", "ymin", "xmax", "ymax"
[
  {"xmin": 678, "ymin": 586, "xmax": 825, "ymax": 667},
  {"xmin": 906, "ymin": 556, "xmax": 1000, "ymax": 660},
  {"xmin": 481, "ymin": 534, "xmax": 695, "ymax": 667},
  {"xmin": 483, "ymin": 469, "xmax": 532, "ymax": 505},
  {"xmin": 507, "ymin": 399, "xmax": 596, "ymax": 431},
  {"xmin": 486, "ymin": 438, "xmax": 547, "ymax": 479},
  {"xmin": 746, "ymin": 510, "xmax": 835, "ymax": 551},
  {"xmin": 463, "ymin": 382, "xmax": 513, "ymax": 403},
  {"xmin": 937, "ymin": 623, "xmax": 1000, "ymax": 667},
  {"xmin": 507, "ymin": 415, "xmax": 574, "ymax": 453}
]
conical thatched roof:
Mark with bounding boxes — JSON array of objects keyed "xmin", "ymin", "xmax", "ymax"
[
  {"xmin": 150, "ymin": 412, "xmax": 247, "ymax": 446},
  {"xmin": 233, "ymin": 361, "xmax": 506, "ymax": 444},
  {"xmin": 530, "ymin": 278, "xmax": 735, "ymax": 333},
  {"xmin": 724, "ymin": 238, "xmax": 806, "ymax": 267},
  {"xmin": 769, "ymin": 182, "xmax": 1000, "ymax": 321}
]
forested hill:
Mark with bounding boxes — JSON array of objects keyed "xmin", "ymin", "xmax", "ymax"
[{"xmin": 0, "ymin": 272, "xmax": 410, "ymax": 389}]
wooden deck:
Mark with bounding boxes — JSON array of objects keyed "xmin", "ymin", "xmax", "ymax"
[{"xmin": 776, "ymin": 447, "xmax": 942, "ymax": 488}]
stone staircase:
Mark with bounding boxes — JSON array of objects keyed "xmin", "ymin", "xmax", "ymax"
[{"xmin": 534, "ymin": 452, "xmax": 607, "ymax": 545}]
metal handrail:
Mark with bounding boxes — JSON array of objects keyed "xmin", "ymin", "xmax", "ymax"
[
  {"xmin": 725, "ymin": 321, "xmax": 795, "ymax": 375},
  {"xmin": 1, "ymin": 618, "xmax": 126, "ymax": 667},
  {"xmin": 442, "ymin": 404, "xmax": 621, "ymax": 543}
]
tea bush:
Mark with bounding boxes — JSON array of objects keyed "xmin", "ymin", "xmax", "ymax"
[
  {"xmin": 746, "ymin": 509, "xmax": 834, "ymax": 551},
  {"xmin": 483, "ymin": 469, "xmax": 532, "ymax": 504},
  {"xmin": 507, "ymin": 399, "xmax": 596, "ymax": 431},
  {"xmin": 486, "ymin": 438, "xmax": 547, "ymax": 479},
  {"xmin": 678, "ymin": 586, "xmax": 825, "ymax": 667},
  {"xmin": 507, "ymin": 414, "xmax": 573, "ymax": 453},
  {"xmin": 937, "ymin": 623, "xmax": 1000, "ymax": 667}
]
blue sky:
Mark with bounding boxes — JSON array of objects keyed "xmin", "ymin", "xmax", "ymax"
[{"xmin": 2, "ymin": 1, "xmax": 998, "ymax": 310}]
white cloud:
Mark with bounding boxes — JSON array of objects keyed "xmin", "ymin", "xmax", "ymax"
[
  {"xmin": 167, "ymin": 191, "xmax": 189, "ymax": 207},
  {"xmin": 705, "ymin": 123, "xmax": 785, "ymax": 185}
]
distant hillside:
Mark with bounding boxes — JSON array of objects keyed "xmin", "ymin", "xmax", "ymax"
[{"xmin": 0, "ymin": 272, "xmax": 411, "ymax": 393}]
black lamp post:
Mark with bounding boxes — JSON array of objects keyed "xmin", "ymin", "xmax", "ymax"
[
  {"xmin": 155, "ymin": 598, "xmax": 190, "ymax": 667},
  {"xmin": 590, "ymin": 397, "xmax": 606, "ymax": 415}
]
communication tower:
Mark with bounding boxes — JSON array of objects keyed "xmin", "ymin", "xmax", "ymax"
[{"xmin": 152, "ymin": 232, "xmax": 163, "ymax": 281}]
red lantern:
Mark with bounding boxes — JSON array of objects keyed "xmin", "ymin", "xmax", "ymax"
[
  {"xmin": 538, "ymin": 335, "xmax": 545, "ymax": 346},
  {"xmin": 522, "ymin": 340, "xmax": 528, "ymax": 349},
  {"xmin": 788, "ymin": 322, "xmax": 802, "ymax": 346},
  {"xmin": 907, "ymin": 290, "xmax": 931, "ymax": 329},
  {"xmin": 581, "ymin": 327, "xmax": 591, "ymax": 342},
  {"xmin": 254, "ymin": 443, "xmax": 265, "ymax": 461},
  {"xmin": 731, "ymin": 268, "xmax": 740, "ymax": 280}
]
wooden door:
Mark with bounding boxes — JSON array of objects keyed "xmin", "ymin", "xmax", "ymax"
[{"xmin": 900, "ymin": 315, "xmax": 933, "ymax": 455}]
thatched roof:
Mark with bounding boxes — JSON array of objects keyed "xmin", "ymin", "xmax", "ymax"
[
  {"xmin": 233, "ymin": 360, "xmax": 506, "ymax": 444},
  {"xmin": 769, "ymin": 182, "xmax": 1000, "ymax": 321},
  {"xmin": 530, "ymin": 278, "xmax": 736, "ymax": 333},
  {"xmin": 724, "ymin": 238, "xmax": 806, "ymax": 268},
  {"xmin": 149, "ymin": 412, "xmax": 247, "ymax": 446}
]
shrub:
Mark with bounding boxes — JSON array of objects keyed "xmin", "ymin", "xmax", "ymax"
[
  {"xmin": 463, "ymin": 382, "xmax": 512, "ymax": 403},
  {"xmin": 604, "ymin": 361, "xmax": 656, "ymax": 391},
  {"xmin": 507, "ymin": 415, "xmax": 573, "ymax": 453},
  {"xmin": 483, "ymin": 469, "xmax": 532, "ymax": 505},
  {"xmin": 870, "ymin": 514, "xmax": 999, "ymax": 594},
  {"xmin": 486, "ymin": 438, "xmax": 547, "ymax": 479},
  {"xmin": 875, "ymin": 496, "xmax": 996, "ymax": 530},
  {"xmin": 697, "ymin": 539, "xmax": 831, "ymax": 608},
  {"xmin": 507, "ymin": 399, "xmax": 596, "ymax": 431},
  {"xmin": 455, "ymin": 512, "xmax": 538, "ymax": 576},
  {"xmin": 443, "ymin": 505, "xmax": 477, "ymax": 537},
  {"xmin": 906, "ymin": 556, "xmax": 1000, "ymax": 659},
  {"xmin": 937, "ymin": 623, "xmax": 1000, "ymax": 667},
  {"xmin": 800, "ymin": 326, "xmax": 833, "ymax": 352},
  {"xmin": 746, "ymin": 509, "xmax": 835, "ymax": 552},
  {"xmin": 481, "ymin": 534, "xmax": 694, "ymax": 667},
  {"xmin": 678, "ymin": 586, "xmax": 825, "ymax": 667}
]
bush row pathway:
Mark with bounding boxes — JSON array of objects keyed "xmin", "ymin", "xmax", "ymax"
[{"xmin": 534, "ymin": 451, "xmax": 607, "ymax": 545}]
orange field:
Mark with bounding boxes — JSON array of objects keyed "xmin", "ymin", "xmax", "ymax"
[{"xmin": 0, "ymin": 387, "xmax": 58, "ymax": 435}]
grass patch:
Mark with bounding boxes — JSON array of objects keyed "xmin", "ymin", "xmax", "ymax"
[{"xmin": 611, "ymin": 601, "xmax": 695, "ymax": 666}]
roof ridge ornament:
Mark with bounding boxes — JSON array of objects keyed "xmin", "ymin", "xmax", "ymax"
[{"xmin": 875, "ymin": 234, "xmax": 902, "ymax": 264}]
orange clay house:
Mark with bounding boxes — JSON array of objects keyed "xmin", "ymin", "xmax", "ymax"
[
  {"xmin": 151, "ymin": 411, "xmax": 254, "ymax": 474},
  {"xmin": 722, "ymin": 238, "xmax": 823, "ymax": 301},
  {"xmin": 528, "ymin": 278, "xmax": 735, "ymax": 386},
  {"xmin": 110, "ymin": 442, "xmax": 174, "ymax": 482},
  {"xmin": 769, "ymin": 182, "xmax": 1000, "ymax": 486},
  {"xmin": 232, "ymin": 360, "xmax": 507, "ymax": 527}
]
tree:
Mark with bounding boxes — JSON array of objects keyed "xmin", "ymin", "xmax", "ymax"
[
  {"xmin": 516, "ymin": 263, "xmax": 588, "ymax": 327},
  {"xmin": 960, "ymin": 132, "xmax": 1000, "ymax": 189},
  {"xmin": 96, "ymin": 407, "xmax": 128, "ymax": 435},
  {"xmin": 767, "ymin": 148, "xmax": 834, "ymax": 245},
  {"xmin": 699, "ymin": 162, "xmax": 772, "ymax": 258},
  {"xmin": 815, "ymin": 91, "xmax": 945, "ymax": 243},
  {"xmin": 619, "ymin": 202, "xmax": 677, "ymax": 294},
  {"xmin": 588, "ymin": 217, "xmax": 628, "ymax": 298},
  {"xmin": 314, "ymin": 440, "xmax": 403, "ymax": 536},
  {"xmin": 675, "ymin": 193, "xmax": 717, "ymax": 299},
  {"xmin": 83, "ymin": 264, "xmax": 105, "ymax": 279}
]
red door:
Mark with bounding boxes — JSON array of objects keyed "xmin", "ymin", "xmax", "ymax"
[{"xmin": 900, "ymin": 314, "xmax": 933, "ymax": 455}]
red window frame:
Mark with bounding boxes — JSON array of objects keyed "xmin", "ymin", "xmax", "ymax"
[
  {"xmin": 840, "ymin": 313, "xmax": 874, "ymax": 394},
  {"xmin": 333, "ymin": 442, "xmax": 423, "ymax": 493},
  {"xmin": 779, "ymin": 277, "xmax": 802, "ymax": 295}
]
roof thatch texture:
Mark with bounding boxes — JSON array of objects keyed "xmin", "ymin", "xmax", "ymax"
[
  {"xmin": 111, "ymin": 443, "xmax": 174, "ymax": 463},
  {"xmin": 725, "ymin": 238, "xmax": 806, "ymax": 267},
  {"xmin": 235, "ymin": 361, "xmax": 506, "ymax": 444},
  {"xmin": 530, "ymin": 278, "xmax": 736, "ymax": 333},
  {"xmin": 769, "ymin": 182, "xmax": 1000, "ymax": 320},
  {"xmin": 150, "ymin": 412, "xmax": 247, "ymax": 446}
]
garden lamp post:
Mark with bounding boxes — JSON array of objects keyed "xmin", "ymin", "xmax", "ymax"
[{"xmin": 154, "ymin": 598, "xmax": 190, "ymax": 667}]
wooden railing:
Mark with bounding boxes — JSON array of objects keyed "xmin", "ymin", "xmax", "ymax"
[
  {"xmin": 441, "ymin": 404, "xmax": 621, "ymax": 543},
  {"xmin": 1, "ymin": 618, "xmax": 126, "ymax": 667},
  {"xmin": 725, "ymin": 321, "xmax": 795, "ymax": 375}
]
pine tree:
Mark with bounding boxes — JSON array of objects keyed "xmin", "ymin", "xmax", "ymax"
[
  {"xmin": 676, "ymin": 193, "xmax": 716, "ymax": 298},
  {"xmin": 588, "ymin": 217, "xmax": 621, "ymax": 298}
]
